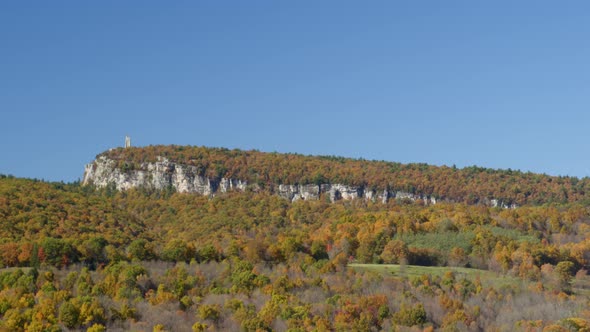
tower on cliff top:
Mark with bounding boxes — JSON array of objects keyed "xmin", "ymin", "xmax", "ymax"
[{"xmin": 125, "ymin": 136, "xmax": 131, "ymax": 148}]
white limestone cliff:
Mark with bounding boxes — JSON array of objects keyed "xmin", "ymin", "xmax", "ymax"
[{"xmin": 83, "ymin": 155, "xmax": 514, "ymax": 207}]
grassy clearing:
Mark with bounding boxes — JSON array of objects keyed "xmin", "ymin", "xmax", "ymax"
[
  {"xmin": 0, "ymin": 267, "xmax": 33, "ymax": 274},
  {"xmin": 394, "ymin": 227, "xmax": 538, "ymax": 255},
  {"xmin": 573, "ymin": 276, "xmax": 590, "ymax": 297},
  {"xmin": 349, "ymin": 263, "xmax": 525, "ymax": 289}
]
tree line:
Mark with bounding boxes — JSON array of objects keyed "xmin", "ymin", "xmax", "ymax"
[
  {"xmin": 98, "ymin": 145, "xmax": 590, "ymax": 206},
  {"xmin": 1, "ymin": 174, "xmax": 590, "ymax": 330}
]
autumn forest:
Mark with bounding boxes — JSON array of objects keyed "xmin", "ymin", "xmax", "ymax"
[{"xmin": 1, "ymin": 146, "xmax": 590, "ymax": 331}]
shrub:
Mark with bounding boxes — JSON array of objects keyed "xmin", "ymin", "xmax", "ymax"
[{"xmin": 393, "ymin": 303, "xmax": 426, "ymax": 327}]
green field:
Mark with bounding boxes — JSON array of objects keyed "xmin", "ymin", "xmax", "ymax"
[
  {"xmin": 0, "ymin": 267, "xmax": 33, "ymax": 274},
  {"xmin": 349, "ymin": 263, "xmax": 525, "ymax": 289}
]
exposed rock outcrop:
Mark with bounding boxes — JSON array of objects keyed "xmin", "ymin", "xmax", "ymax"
[
  {"xmin": 276, "ymin": 184, "xmax": 321, "ymax": 201},
  {"xmin": 83, "ymin": 155, "xmax": 513, "ymax": 208},
  {"xmin": 83, "ymin": 156, "xmax": 217, "ymax": 195}
]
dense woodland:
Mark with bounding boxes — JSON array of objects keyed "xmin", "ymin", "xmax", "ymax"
[
  {"xmin": 1, "ymin": 173, "xmax": 590, "ymax": 331},
  {"xmin": 101, "ymin": 145, "xmax": 590, "ymax": 206}
]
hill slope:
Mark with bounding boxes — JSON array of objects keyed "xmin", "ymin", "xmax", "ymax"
[
  {"xmin": 1, "ymin": 171, "xmax": 590, "ymax": 330},
  {"xmin": 83, "ymin": 145, "xmax": 590, "ymax": 206}
]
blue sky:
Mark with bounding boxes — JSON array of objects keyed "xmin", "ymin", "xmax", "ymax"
[{"xmin": 2, "ymin": 2, "xmax": 590, "ymax": 182}]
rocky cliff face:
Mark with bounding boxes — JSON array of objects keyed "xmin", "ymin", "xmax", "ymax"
[
  {"xmin": 82, "ymin": 156, "xmax": 443, "ymax": 204},
  {"xmin": 83, "ymin": 155, "xmax": 511, "ymax": 207},
  {"xmin": 84, "ymin": 156, "xmax": 219, "ymax": 195}
]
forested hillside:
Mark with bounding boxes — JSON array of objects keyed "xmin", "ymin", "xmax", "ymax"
[
  {"xmin": 1, "ymin": 174, "xmax": 590, "ymax": 331},
  {"xmin": 100, "ymin": 145, "xmax": 590, "ymax": 206}
]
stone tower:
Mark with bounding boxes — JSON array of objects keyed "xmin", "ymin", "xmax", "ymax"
[{"xmin": 125, "ymin": 136, "xmax": 131, "ymax": 148}]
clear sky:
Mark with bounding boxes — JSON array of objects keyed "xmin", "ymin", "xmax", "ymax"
[{"xmin": 2, "ymin": 1, "xmax": 590, "ymax": 182}]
